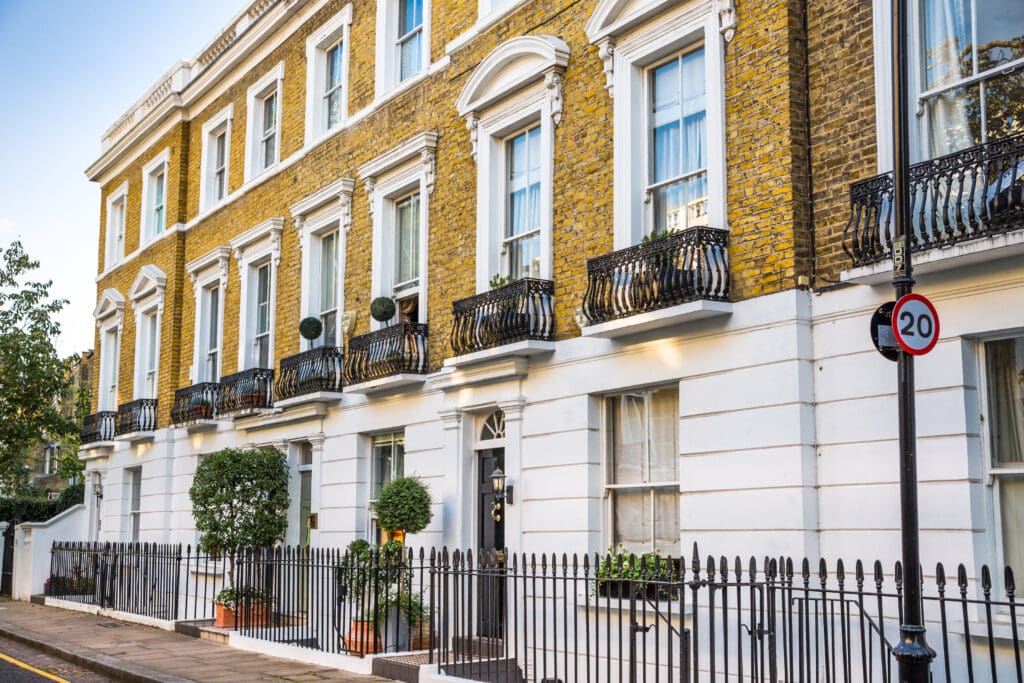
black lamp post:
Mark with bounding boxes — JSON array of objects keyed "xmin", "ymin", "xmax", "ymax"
[
  {"xmin": 489, "ymin": 468, "xmax": 513, "ymax": 522},
  {"xmin": 890, "ymin": 0, "xmax": 935, "ymax": 679}
]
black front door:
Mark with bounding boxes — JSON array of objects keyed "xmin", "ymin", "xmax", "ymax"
[{"xmin": 477, "ymin": 448, "xmax": 505, "ymax": 639}]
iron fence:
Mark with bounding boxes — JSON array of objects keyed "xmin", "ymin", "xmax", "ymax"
[
  {"xmin": 581, "ymin": 227, "xmax": 730, "ymax": 327},
  {"xmin": 275, "ymin": 346, "xmax": 344, "ymax": 401},
  {"xmin": 49, "ymin": 542, "xmax": 230, "ymax": 622},
  {"xmin": 344, "ymin": 323, "xmax": 428, "ymax": 385},
  {"xmin": 170, "ymin": 382, "xmax": 220, "ymax": 425},
  {"xmin": 217, "ymin": 368, "xmax": 274, "ymax": 415},
  {"xmin": 80, "ymin": 411, "xmax": 116, "ymax": 444},
  {"xmin": 450, "ymin": 278, "xmax": 555, "ymax": 356},
  {"xmin": 114, "ymin": 399, "xmax": 158, "ymax": 435},
  {"xmin": 844, "ymin": 130, "xmax": 1024, "ymax": 267}
]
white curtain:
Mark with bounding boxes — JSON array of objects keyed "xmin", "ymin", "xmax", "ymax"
[
  {"xmin": 987, "ymin": 339, "xmax": 1024, "ymax": 465},
  {"xmin": 922, "ymin": 0, "xmax": 974, "ymax": 156}
]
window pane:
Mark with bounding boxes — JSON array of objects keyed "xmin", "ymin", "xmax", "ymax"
[
  {"xmin": 320, "ymin": 231, "xmax": 338, "ymax": 311},
  {"xmin": 651, "ymin": 59, "xmax": 681, "ymax": 183},
  {"xmin": 649, "ymin": 387, "xmax": 678, "ymax": 482},
  {"xmin": 400, "ymin": 31, "xmax": 422, "ymax": 81},
  {"xmin": 327, "ymin": 89, "xmax": 343, "ymax": 128},
  {"xmin": 256, "ymin": 265, "xmax": 270, "ymax": 333},
  {"xmin": 263, "ymin": 94, "xmax": 277, "ymax": 135},
  {"xmin": 680, "ymin": 49, "xmax": 706, "ymax": 175},
  {"xmin": 373, "ymin": 433, "xmax": 405, "ymax": 497},
  {"xmin": 206, "ymin": 286, "xmax": 220, "ymax": 352},
  {"xmin": 922, "ymin": 0, "xmax": 973, "ymax": 89},
  {"xmin": 654, "ymin": 488, "xmax": 680, "ymax": 555},
  {"xmin": 975, "ymin": 0, "xmax": 1024, "ymax": 72},
  {"xmin": 986, "ymin": 338, "xmax": 1024, "ymax": 467},
  {"xmin": 146, "ymin": 314, "xmax": 158, "ymax": 370},
  {"xmin": 400, "ymin": 0, "xmax": 422, "ymax": 35},
  {"xmin": 263, "ymin": 134, "xmax": 277, "ymax": 168},
  {"xmin": 983, "ymin": 71, "xmax": 1024, "ymax": 144},
  {"xmin": 1000, "ymin": 477, "xmax": 1024, "ymax": 573},
  {"xmin": 396, "ymin": 194, "xmax": 420, "ymax": 283},
  {"xmin": 327, "ymin": 43, "xmax": 344, "ymax": 89},
  {"xmin": 610, "ymin": 394, "xmax": 646, "ymax": 485},
  {"xmin": 321, "ymin": 310, "xmax": 337, "ymax": 347},
  {"xmin": 925, "ymin": 84, "xmax": 982, "ymax": 156},
  {"xmin": 611, "ymin": 489, "xmax": 648, "ymax": 550},
  {"xmin": 215, "ymin": 133, "xmax": 226, "ymax": 167}
]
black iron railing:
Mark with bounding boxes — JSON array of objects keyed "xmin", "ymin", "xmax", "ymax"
[
  {"xmin": 582, "ymin": 226, "xmax": 730, "ymax": 326},
  {"xmin": 114, "ymin": 399, "xmax": 158, "ymax": 435},
  {"xmin": 170, "ymin": 383, "xmax": 220, "ymax": 425},
  {"xmin": 844, "ymin": 132, "xmax": 1024, "ymax": 267},
  {"xmin": 216, "ymin": 368, "xmax": 274, "ymax": 415},
  {"xmin": 450, "ymin": 279, "xmax": 555, "ymax": 357},
  {"xmin": 275, "ymin": 346, "xmax": 344, "ymax": 401},
  {"xmin": 49, "ymin": 542, "xmax": 229, "ymax": 622},
  {"xmin": 80, "ymin": 411, "xmax": 116, "ymax": 444},
  {"xmin": 344, "ymin": 323, "xmax": 428, "ymax": 385}
]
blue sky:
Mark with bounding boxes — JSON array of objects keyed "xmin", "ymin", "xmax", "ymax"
[{"xmin": 0, "ymin": 0, "xmax": 243, "ymax": 356}]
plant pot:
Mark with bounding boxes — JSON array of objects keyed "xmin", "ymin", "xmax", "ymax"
[
  {"xmin": 345, "ymin": 619, "xmax": 381, "ymax": 655},
  {"xmin": 410, "ymin": 622, "xmax": 434, "ymax": 651},
  {"xmin": 214, "ymin": 602, "xmax": 267, "ymax": 628}
]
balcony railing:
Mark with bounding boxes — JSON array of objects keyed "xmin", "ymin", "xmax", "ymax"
[
  {"xmin": 216, "ymin": 368, "xmax": 274, "ymax": 415},
  {"xmin": 275, "ymin": 346, "xmax": 343, "ymax": 401},
  {"xmin": 844, "ymin": 132, "xmax": 1024, "ymax": 267},
  {"xmin": 449, "ymin": 278, "xmax": 555, "ymax": 357},
  {"xmin": 581, "ymin": 226, "xmax": 730, "ymax": 326},
  {"xmin": 114, "ymin": 399, "xmax": 158, "ymax": 436},
  {"xmin": 344, "ymin": 323, "xmax": 428, "ymax": 385},
  {"xmin": 80, "ymin": 411, "xmax": 116, "ymax": 444},
  {"xmin": 170, "ymin": 383, "xmax": 220, "ymax": 425}
]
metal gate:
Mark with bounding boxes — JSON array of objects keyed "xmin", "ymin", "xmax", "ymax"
[{"xmin": 0, "ymin": 522, "xmax": 14, "ymax": 596}]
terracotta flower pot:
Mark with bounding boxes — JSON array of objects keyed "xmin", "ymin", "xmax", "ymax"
[
  {"xmin": 214, "ymin": 602, "xmax": 267, "ymax": 628},
  {"xmin": 345, "ymin": 619, "xmax": 381, "ymax": 654}
]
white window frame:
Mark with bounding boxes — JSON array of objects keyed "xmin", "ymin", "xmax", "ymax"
[
  {"xmin": 199, "ymin": 104, "xmax": 234, "ymax": 211},
  {"xmin": 358, "ymin": 133, "xmax": 435, "ymax": 329},
  {"xmin": 375, "ymin": 0, "xmax": 432, "ymax": 95},
  {"xmin": 126, "ymin": 466, "xmax": 142, "ymax": 542},
  {"xmin": 244, "ymin": 62, "xmax": 285, "ymax": 182},
  {"xmin": 105, "ymin": 182, "xmax": 128, "ymax": 268},
  {"xmin": 128, "ymin": 265, "xmax": 167, "ymax": 400},
  {"xmin": 231, "ymin": 218, "xmax": 283, "ymax": 370},
  {"xmin": 456, "ymin": 35, "xmax": 567, "ymax": 291},
  {"xmin": 187, "ymin": 246, "xmax": 231, "ymax": 384},
  {"xmin": 601, "ymin": 386, "xmax": 681, "ymax": 556},
  {"xmin": 977, "ymin": 334, "xmax": 1024, "ymax": 594},
  {"xmin": 140, "ymin": 148, "xmax": 170, "ymax": 244},
  {"xmin": 94, "ymin": 289, "xmax": 125, "ymax": 412},
  {"xmin": 293, "ymin": 179, "xmax": 355, "ymax": 350},
  {"xmin": 368, "ymin": 431, "xmax": 405, "ymax": 541},
  {"xmin": 305, "ymin": 4, "xmax": 353, "ymax": 144},
  {"xmin": 587, "ymin": 0, "xmax": 729, "ymax": 249}
]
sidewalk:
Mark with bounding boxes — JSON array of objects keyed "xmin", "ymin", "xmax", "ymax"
[{"xmin": 0, "ymin": 599, "xmax": 385, "ymax": 683}]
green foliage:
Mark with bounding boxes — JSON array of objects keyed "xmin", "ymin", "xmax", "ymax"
[
  {"xmin": 299, "ymin": 316, "xmax": 323, "ymax": 341},
  {"xmin": 0, "ymin": 241, "xmax": 78, "ymax": 489},
  {"xmin": 0, "ymin": 483, "xmax": 84, "ymax": 524},
  {"xmin": 489, "ymin": 273, "xmax": 515, "ymax": 289},
  {"xmin": 189, "ymin": 448, "xmax": 290, "ymax": 556},
  {"xmin": 370, "ymin": 296, "xmax": 396, "ymax": 322},
  {"xmin": 214, "ymin": 585, "xmax": 273, "ymax": 608},
  {"xmin": 372, "ymin": 476, "xmax": 432, "ymax": 535},
  {"xmin": 596, "ymin": 547, "xmax": 678, "ymax": 599},
  {"xmin": 641, "ymin": 228, "xmax": 673, "ymax": 243},
  {"xmin": 374, "ymin": 586, "xmax": 427, "ymax": 626}
]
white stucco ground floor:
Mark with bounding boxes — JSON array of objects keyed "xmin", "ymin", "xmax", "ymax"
[{"xmin": 78, "ymin": 256, "xmax": 1024, "ymax": 582}]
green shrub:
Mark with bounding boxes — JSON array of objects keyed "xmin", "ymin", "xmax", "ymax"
[
  {"xmin": 372, "ymin": 476, "xmax": 432, "ymax": 536},
  {"xmin": 0, "ymin": 483, "xmax": 84, "ymax": 525}
]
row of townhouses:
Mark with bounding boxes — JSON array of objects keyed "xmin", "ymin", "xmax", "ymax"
[{"xmin": 79, "ymin": 0, "xmax": 1022, "ymax": 583}]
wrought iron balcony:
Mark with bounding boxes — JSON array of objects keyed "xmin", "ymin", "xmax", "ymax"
[
  {"xmin": 450, "ymin": 278, "xmax": 555, "ymax": 357},
  {"xmin": 216, "ymin": 368, "xmax": 274, "ymax": 415},
  {"xmin": 170, "ymin": 383, "xmax": 220, "ymax": 425},
  {"xmin": 344, "ymin": 323, "xmax": 428, "ymax": 386},
  {"xmin": 115, "ymin": 399, "xmax": 158, "ymax": 436},
  {"xmin": 81, "ymin": 411, "xmax": 116, "ymax": 444},
  {"xmin": 276, "ymin": 346, "xmax": 343, "ymax": 402},
  {"xmin": 581, "ymin": 226, "xmax": 730, "ymax": 326},
  {"xmin": 844, "ymin": 132, "xmax": 1024, "ymax": 267}
]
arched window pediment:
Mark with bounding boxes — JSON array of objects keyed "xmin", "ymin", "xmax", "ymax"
[
  {"xmin": 129, "ymin": 264, "xmax": 168, "ymax": 303},
  {"xmin": 456, "ymin": 35, "xmax": 570, "ymax": 118},
  {"xmin": 93, "ymin": 288, "xmax": 125, "ymax": 322}
]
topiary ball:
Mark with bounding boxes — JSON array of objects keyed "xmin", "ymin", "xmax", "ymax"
[
  {"xmin": 370, "ymin": 296, "xmax": 397, "ymax": 322},
  {"xmin": 299, "ymin": 316, "xmax": 323, "ymax": 341},
  {"xmin": 372, "ymin": 476, "xmax": 433, "ymax": 536}
]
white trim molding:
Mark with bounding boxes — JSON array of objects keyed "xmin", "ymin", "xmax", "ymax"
[
  {"xmin": 104, "ymin": 182, "xmax": 129, "ymax": 269},
  {"xmin": 198, "ymin": 104, "xmax": 235, "ymax": 212},
  {"xmin": 456, "ymin": 36, "xmax": 568, "ymax": 290},
  {"xmin": 586, "ymin": 0, "xmax": 728, "ymax": 248},
  {"xmin": 358, "ymin": 133, "xmax": 436, "ymax": 328},
  {"xmin": 128, "ymin": 265, "xmax": 167, "ymax": 400},
  {"xmin": 375, "ymin": 0, "xmax": 432, "ymax": 97},
  {"xmin": 304, "ymin": 4, "xmax": 353, "ymax": 145},
  {"xmin": 231, "ymin": 218, "xmax": 284, "ymax": 370},
  {"xmin": 244, "ymin": 61, "xmax": 286, "ymax": 182},
  {"xmin": 187, "ymin": 247, "xmax": 231, "ymax": 383},
  {"xmin": 94, "ymin": 288, "xmax": 126, "ymax": 327},
  {"xmin": 128, "ymin": 265, "xmax": 168, "ymax": 313}
]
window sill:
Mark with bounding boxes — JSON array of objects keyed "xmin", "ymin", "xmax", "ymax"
[
  {"xmin": 78, "ymin": 442, "xmax": 115, "ymax": 460},
  {"xmin": 445, "ymin": 0, "xmax": 533, "ymax": 55},
  {"xmin": 444, "ymin": 339, "xmax": 555, "ymax": 370},
  {"xmin": 841, "ymin": 228, "xmax": 1024, "ymax": 286},
  {"xmin": 581, "ymin": 300, "xmax": 732, "ymax": 339},
  {"xmin": 344, "ymin": 373, "xmax": 426, "ymax": 395},
  {"xmin": 114, "ymin": 431, "xmax": 156, "ymax": 446}
]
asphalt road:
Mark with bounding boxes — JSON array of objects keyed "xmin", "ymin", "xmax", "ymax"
[{"xmin": 0, "ymin": 635, "xmax": 110, "ymax": 683}]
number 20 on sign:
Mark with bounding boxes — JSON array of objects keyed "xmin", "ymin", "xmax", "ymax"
[{"xmin": 891, "ymin": 293, "xmax": 940, "ymax": 356}]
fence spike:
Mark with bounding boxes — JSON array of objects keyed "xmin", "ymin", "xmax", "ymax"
[
  {"xmin": 735, "ymin": 556, "xmax": 743, "ymax": 581},
  {"xmin": 749, "ymin": 555, "xmax": 757, "ymax": 579},
  {"xmin": 707, "ymin": 555, "xmax": 716, "ymax": 582},
  {"xmin": 720, "ymin": 556, "xmax": 728, "ymax": 581},
  {"xmin": 982, "ymin": 565, "xmax": 992, "ymax": 594},
  {"xmin": 786, "ymin": 557, "xmax": 793, "ymax": 580},
  {"xmin": 895, "ymin": 560, "xmax": 903, "ymax": 588},
  {"xmin": 874, "ymin": 559, "xmax": 884, "ymax": 587},
  {"xmin": 936, "ymin": 562, "xmax": 946, "ymax": 588},
  {"xmin": 1006, "ymin": 566, "xmax": 1016, "ymax": 597},
  {"xmin": 855, "ymin": 559, "xmax": 864, "ymax": 584},
  {"xmin": 958, "ymin": 563, "xmax": 968, "ymax": 592},
  {"xmin": 802, "ymin": 558, "xmax": 811, "ymax": 582},
  {"xmin": 837, "ymin": 558, "xmax": 845, "ymax": 584},
  {"xmin": 691, "ymin": 542, "xmax": 700, "ymax": 574},
  {"xmin": 819, "ymin": 558, "xmax": 828, "ymax": 582}
]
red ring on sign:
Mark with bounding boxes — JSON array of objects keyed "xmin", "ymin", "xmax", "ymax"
[{"xmin": 891, "ymin": 292, "xmax": 940, "ymax": 356}]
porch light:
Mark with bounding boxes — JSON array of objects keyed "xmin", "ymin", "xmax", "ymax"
[
  {"xmin": 93, "ymin": 482, "xmax": 103, "ymax": 499},
  {"xmin": 489, "ymin": 468, "xmax": 513, "ymax": 522}
]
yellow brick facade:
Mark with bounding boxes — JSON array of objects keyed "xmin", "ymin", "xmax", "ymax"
[{"xmin": 89, "ymin": 0, "xmax": 816, "ymax": 426}]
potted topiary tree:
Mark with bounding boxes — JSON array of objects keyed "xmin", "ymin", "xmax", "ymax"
[
  {"xmin": 370, "ymin": 297, "xmax": 397, "ymax": 325},
  {"xmin": 371, "ymin": 476, "xmax": 434, "ymax": 650},
  {"xmin": 189, "ymin": 448, "xmax": 290, "ymax": 628}
]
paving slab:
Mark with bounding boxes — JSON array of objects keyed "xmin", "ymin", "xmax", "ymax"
[{"xmin": 0, "ymin": 600, "xmax": 386, "ymax": 683}]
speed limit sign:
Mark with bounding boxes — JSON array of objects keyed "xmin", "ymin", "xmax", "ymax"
[{"xmin": 891, "ymin": 293, "xmax": 940, "ymax": 355}]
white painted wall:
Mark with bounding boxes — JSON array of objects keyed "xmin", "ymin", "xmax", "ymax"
[{"xmin": 12, "ymin": 504, "xmax": 87, "ymax": 600}]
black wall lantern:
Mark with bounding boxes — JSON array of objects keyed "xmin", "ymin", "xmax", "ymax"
[{"xmin": 489, "ymin": 467, "xmax": 513, "ymax": 521}]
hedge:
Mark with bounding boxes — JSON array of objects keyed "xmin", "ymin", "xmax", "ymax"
[{"xmin": 0, "ymin": 483, "xmax": 84, "ymax": 526}]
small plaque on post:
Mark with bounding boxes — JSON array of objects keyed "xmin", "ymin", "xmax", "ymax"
[{"xmin": 871, "ymin": 301, "xmax": 899, "ymax": 362}]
